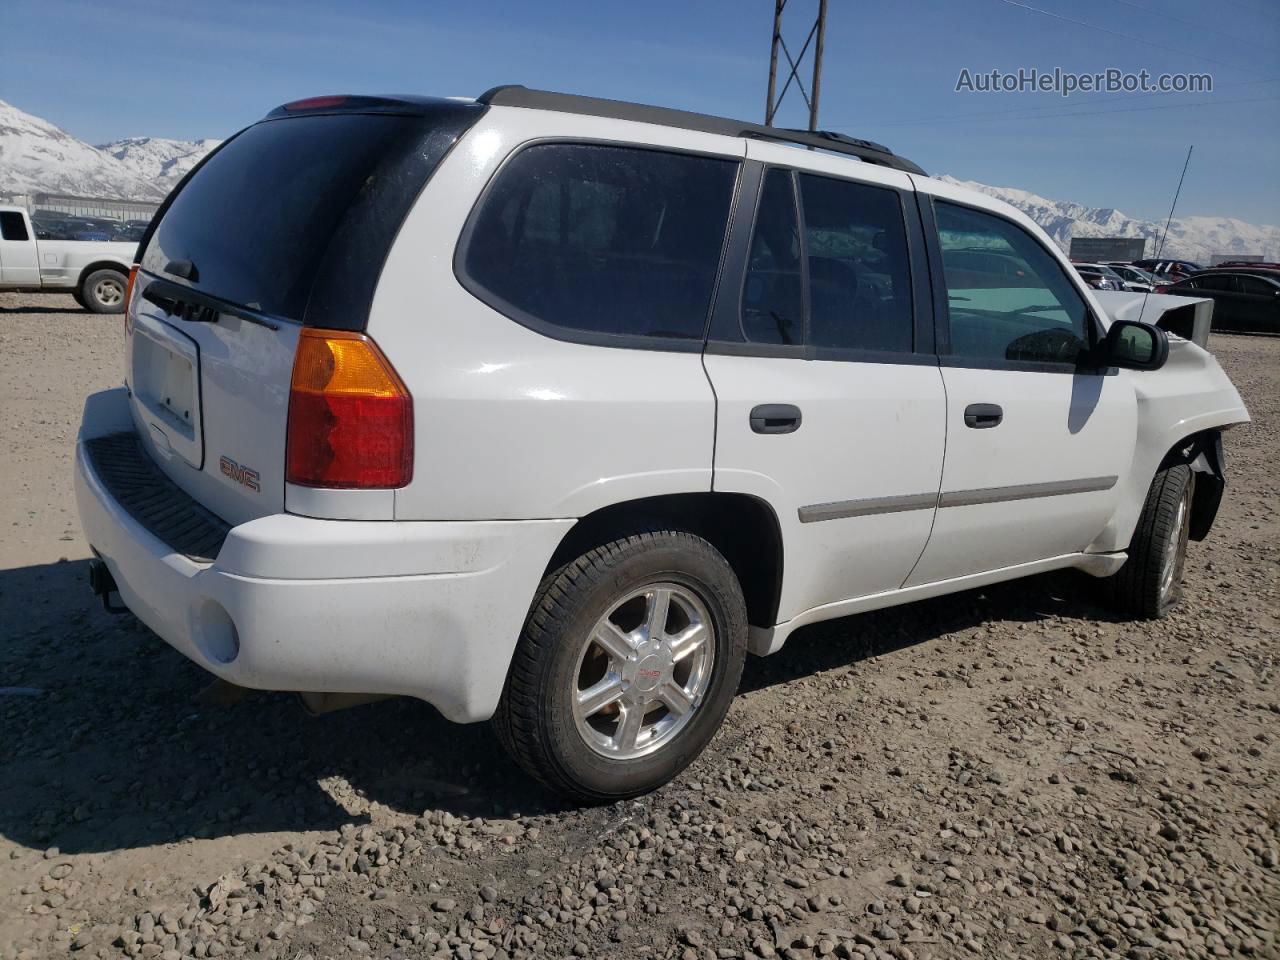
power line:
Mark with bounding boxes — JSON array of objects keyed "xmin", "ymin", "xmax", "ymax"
[
  {"xmin": 994, "ymin": 0, "xmax": 1264, "ymax": 77},
  {"xmin": 872, "ymin": 94, "xmax": 1280, "ymax": 127},
  {"xmin": 856, "ymin": 76, "xmax": 1280, "ymax": 128},
  {"xmin": 1095, "ymin": 0, "xmax": 1280, "ymax": 58},
  {"xmin": 1213, "ymin": 0, "xmax": 1280, "ymax": 19}
]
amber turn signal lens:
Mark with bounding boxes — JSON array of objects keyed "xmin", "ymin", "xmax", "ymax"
[
  {"xmin": 124, "ymin": 265, "xmax": 139, "ymax": 331},
  {"xmin": 286, "ymin": 329, "xmax": 413, "ymax": 489}
]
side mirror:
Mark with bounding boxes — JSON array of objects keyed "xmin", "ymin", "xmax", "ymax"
[{"xmin": 1103, "ymin": 319, "xmax": 1168, "ymax": 371}]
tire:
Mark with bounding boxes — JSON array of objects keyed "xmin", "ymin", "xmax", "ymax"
[
  {"xmin": 494, "ymin": 530, "xmax": 748, "ymax": 803},
  {"xmin": 1106, "ymin": 463, "xmax": 1194, "ymax": 619},
  {"xmin": 80, "ymin": 269, "xmax": 127, "ymax": 314},
  {"xmin": 71, "ymin": 289, "xmax": 87, "ymax": 309}
]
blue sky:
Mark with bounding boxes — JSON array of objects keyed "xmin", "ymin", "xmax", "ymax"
[{"xmin": 3, "ymin": 0, "xmax": 1277, "ymax": 223}]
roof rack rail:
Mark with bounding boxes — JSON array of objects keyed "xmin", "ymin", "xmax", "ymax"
[{"xmin": 477, "ymin": 85, "xmax": 926, "ymax": 176}]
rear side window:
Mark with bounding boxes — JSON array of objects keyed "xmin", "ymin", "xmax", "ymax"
[
  {"xmin": 742, "ymin": 169, "xmax": 804, "ymax": 345},
  {"xmin": 143, "ymin": 108, "xmax": 480, "ymax": 326},
  {"xmin": 935, "ymin": 202, "xmax": 1091, "ymax": 365},
  {"xmin": 799, "ymin": 173, "xmax": 913, "ymax": 353},
  {"xmin": 1239, "ymin": 276, "xmax": 1276, "ymax": 295},
  {"xmin": 461, "ymin": 143, "xmax": 738, "ymax": 343},
  {"xmin": 1, "ymin": 212, "xmax": 29, "ymax": 241}
]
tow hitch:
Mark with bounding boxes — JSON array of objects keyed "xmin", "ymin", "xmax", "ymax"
[{"xmin": 87, "ymin": 558, "xmax": 128, "ymax": 613}]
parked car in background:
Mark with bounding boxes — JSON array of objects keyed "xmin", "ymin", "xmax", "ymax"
[
  {"xmin": 1073, "ymin": 262, "xmax": 1126, "ymax": 290},
  {"xmin": 1210, "ymin": 260, "xmax": 1280, "ymax": 271},
  {"xmin": 934, "ymin": 248, "xmax": 1035, "ymax": 286},
  {"xmin": 1134, "ymin": 258, "xmax": 1203, "ymax": 279},
  {"xmin": 1201, "ymin": 263, "xmax": 1280, "ymax": 281},
  {"xmin": 0, "ymin": 206, "xmax": 135, "ymax": 312},
  {"xmin": 1157, "ymin": 271, "xmax": 1280, "ymax": 333},
  {"xmin": 74, "ymin": 87, "xmax": 1249, "ymax": 801},
  {"xmin": 1104, "ymin": 262, "xmax": 1161, "ymax": 292}
]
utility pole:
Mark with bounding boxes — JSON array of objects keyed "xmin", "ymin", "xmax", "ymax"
[{"xmin": 764, "ymin": 0, "xmax": 829, "ymax": 131}]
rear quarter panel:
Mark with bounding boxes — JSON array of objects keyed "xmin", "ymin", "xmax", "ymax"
[{"xmin": 370, "ymin": 107, "xmax": 747, "ymax": 521}]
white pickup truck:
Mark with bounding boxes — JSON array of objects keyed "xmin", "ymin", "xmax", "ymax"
[{"xmin": 0, "ymin": 205, "xmax": 136, "ymax": 312}]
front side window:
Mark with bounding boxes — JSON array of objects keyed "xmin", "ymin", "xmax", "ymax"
[
  {"xmin": 741, "ymin": 169, "xmax": 804, "ymax": 345},
  {"xmin": 0, "ymin": 212, "xmax": 30, "ymax": 242},
  {"xmin": 935, "ymin": 202, "xmax": 1091, "ymax": 365},
  {"xmin": 799, "ymin": 173, "xmax": 913, "ymax": 353},
  {"xmin": 462, "ymin": 143, "xmax": 738, "ymax": 341}
]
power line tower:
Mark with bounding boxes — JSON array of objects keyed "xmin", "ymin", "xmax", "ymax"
[{"xmin": 764, "ymin": 0, "xmax": 829, "ymax": 131}]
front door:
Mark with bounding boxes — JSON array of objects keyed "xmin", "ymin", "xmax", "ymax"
[
  {"xmin": 705, "ymin": 149, "xmax": 946, "ymax": 624},
  {"xmin": 904, "ymin": 196, "xmax": 1134, "ymax": 586}
]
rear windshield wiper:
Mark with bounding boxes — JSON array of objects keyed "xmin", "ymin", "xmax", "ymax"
[
  {"xmin": 163, "ymin": 258, "xmax": 199, "ymax": 282},
  {"xmin": 141, "ymin": 276, "xmax": 280, "ymax": 331}
]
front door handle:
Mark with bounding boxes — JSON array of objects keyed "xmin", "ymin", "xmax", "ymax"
[
  {"xmin": 964, "ymin": 403, "xmax": 1003, "ymax": 429},
  {"xmin": 750, "ymin": 404, "xmax": 802, "ymax": 434}
]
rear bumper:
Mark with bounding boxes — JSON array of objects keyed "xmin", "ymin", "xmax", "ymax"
[{"xmin": 74, "ymin": 388, "xmax": 571, "ymax": 722}]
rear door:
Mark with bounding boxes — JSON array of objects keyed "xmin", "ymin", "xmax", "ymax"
[
  {"xmin": 126, "ymin": 102, "xmax": 483, "ymax": 526},
  {"xmin": 1196, "ymin": 275, "xmax": 1246, "ymax": 329},
  {"xmin": 704, "ymin": 144, "xmax": 946, "ymax": 623},
  {"xmin": 904, "ymin": 193, "xmax": 1133, "ymax": 586}
]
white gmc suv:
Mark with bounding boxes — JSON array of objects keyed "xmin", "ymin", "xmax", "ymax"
[{"xmin": 75, "ymin": 87, "xmax": 1249, "ymax": 801}]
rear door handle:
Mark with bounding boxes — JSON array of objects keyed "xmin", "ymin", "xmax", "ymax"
[
  {"xmin": 750, "ymin": 404, "xmax": 802, "ymax": 434},
  {"xmin": 964, "ymin": 403, "xmax": 1003, "ymax": 429}
]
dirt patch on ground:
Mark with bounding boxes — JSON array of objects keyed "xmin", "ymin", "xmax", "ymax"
[{"xmin": 1, "ymin": 291, "xmax": 1276, "ymax": 959}]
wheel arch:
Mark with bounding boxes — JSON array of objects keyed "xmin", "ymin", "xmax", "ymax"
[
  {"xmin": 77, "ymin": 260, "xmax": 129, "ymax": 290},
  {"xmin": 545, "ymin": 492, "xmax": 785, "ymax": 631},
  {"xmin": 1158, "ymin": 428, "xmax": 1227, "ymax": 542}
]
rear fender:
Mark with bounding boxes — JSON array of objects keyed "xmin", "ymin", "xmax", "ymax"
[{"xmin": 76, "ymin": 260, "xmax": 129, "ymax": 289}]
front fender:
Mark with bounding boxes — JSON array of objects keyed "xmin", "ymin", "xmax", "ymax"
[{"xmin": 1088, "ymin": 340, "xmax": 1248, "ymax": 553}]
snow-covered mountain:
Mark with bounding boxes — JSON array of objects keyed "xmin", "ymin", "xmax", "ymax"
[
  {"xmin": 98, "ymin": 136, "xmax": 221, "ymax": 186},
  {"xmin": 1, "ymin": 97, "xmax": 1277, "ymax": 263},
  {"xmin": 938, "ymin": 176, "xmax": 1280, "ymax": 264},
  {"xmin": 0, "ymin": 99, "xmax": 215, "ymax": 202}
]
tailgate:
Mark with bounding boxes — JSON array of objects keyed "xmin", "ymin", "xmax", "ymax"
[{"xmin": 127, "ymin": 281, "xmax": 298, "ymax": 525}]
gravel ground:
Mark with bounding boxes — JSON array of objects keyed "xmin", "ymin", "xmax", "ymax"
[{"xmin": 1, "ymin": 291, "xmax": 1277, "ymax": 960}]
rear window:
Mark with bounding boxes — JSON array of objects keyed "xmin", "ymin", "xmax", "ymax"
[
  {"xmin": 459, "ymin": 143, "xmax": 738, "ymax": 345},
  {"xmin": 142, "ymin": 107, "xmax": 480, "ymax": 326},
  {"xmin": 1, "ymin": 211, "xmax": 29, "ymax": 241},
  {"xmin": 799, "ymin": 172, "xmax": 913, "ymax": 353}
]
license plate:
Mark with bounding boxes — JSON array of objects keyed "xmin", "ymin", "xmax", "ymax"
[{"xmin": 130, "ymin": 316, "xmax": 203, "ymax": 467}]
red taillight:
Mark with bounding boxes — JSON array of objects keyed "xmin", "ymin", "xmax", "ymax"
[
  {"xmin": 286, "ymin": 329, "xmax": 413, "ymax": 489},
  {"xmin": 123, "ymin": 264, "xmax": 139, "ymax": 331}
]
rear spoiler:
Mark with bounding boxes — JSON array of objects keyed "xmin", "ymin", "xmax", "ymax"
[{"xmin": 1091, "ymin": 291, "xmax": 1213, "ymax": 349}]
